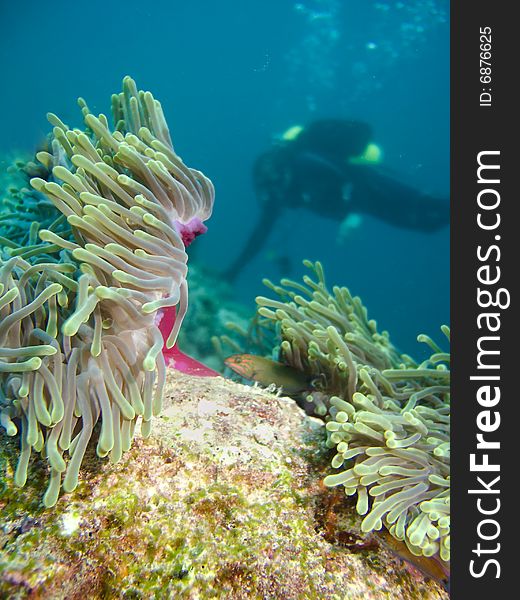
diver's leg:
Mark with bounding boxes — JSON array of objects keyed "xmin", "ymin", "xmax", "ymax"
[
  {"xmin": 351, "ymin": 167, "xmax": 449, "ymax": 232},
  {"xmin": 224, "ymin": 203, "xmax": 280, "ymax": 282}
]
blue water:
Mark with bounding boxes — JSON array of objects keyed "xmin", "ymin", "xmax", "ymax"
[{"xmin": 0, "ymin": 0, "xmax": 449, "ymax": 358}]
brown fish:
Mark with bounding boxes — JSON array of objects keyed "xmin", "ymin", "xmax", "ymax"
[
  {"xmin": 375, "ymin": 529, "xmax": 450, "ymax": 592},
  {"xmin": 224, "ymin": 354, "xmax": 310, "ymax": 395}
]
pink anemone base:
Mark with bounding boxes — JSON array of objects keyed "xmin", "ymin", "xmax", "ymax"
[{"xmin": 157, "ymin": 306, "xmax": 219, "ymax": 377}]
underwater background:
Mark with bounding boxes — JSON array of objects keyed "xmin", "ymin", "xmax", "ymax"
[{"xmin": 0, "ymin": 0, "xmax": 449, "ymax": 359}]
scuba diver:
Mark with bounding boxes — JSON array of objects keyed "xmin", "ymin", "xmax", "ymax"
[{"xmin": 224, "ymin": 119, "xmax": 449, "ymax": 281}]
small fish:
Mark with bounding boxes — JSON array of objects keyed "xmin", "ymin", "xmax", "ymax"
[{"xmin": 224, "ymin": 354, "xmax": 310, "ymax": 395}]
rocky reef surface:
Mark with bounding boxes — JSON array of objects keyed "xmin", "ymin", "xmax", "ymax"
[{"xmin": 0, "ymin": 372, "xmax": 448, "ymax": 599}]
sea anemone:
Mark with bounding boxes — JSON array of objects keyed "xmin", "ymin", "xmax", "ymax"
[
  {"xmin": 255, "ymin": 260, "xmax": 450, "ymax": 564},
  {"xmin": 0, "ymin": 77, "xmax": 214, "ymax": 506}
]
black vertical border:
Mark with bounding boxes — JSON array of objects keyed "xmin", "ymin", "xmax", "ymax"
[{"xmin": 451, "ymin": 2, "xmax": 515, "ymax": 597}]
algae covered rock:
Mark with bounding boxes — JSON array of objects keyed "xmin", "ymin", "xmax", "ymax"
[{"xmin": 0, "ymin": 372, "xmax": 447, "ymax": 599}]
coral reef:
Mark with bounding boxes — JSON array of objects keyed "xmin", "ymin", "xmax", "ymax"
[
  {"xmin": 0, "ymin": 77, "xmax": 214, "ymax": 506},
  {"xmin": 0, "ymin": 77, "xmax": 448, "ymax": 599},
  {"xmin": 254, "ymin": 261, "xmax": 450, "ymax": 565},
  {"xmin": 0, "ymin": 370, "xmax": 448, "ymax": 599}
]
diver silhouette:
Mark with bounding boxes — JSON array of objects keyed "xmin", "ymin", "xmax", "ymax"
[{"xmin": 225, "ymin": 119, "xmax": 449, "ymax": 281}]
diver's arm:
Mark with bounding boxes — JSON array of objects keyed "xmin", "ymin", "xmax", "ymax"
[
  {"xmin": 349, "ymin": 166, "xmax": 449, "ymax": 232},
  {"xmin": 223, "ymin": 200, "xmax": 280, "ymax": 282}
]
